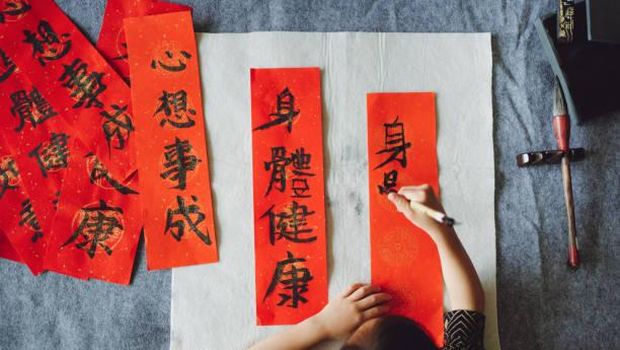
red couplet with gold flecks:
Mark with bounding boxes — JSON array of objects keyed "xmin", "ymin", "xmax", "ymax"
[
  {"xmin": 124, "ymin": 11, "xmax": 218, "ymax": 270},
  {"xmin": 251, "ymin": 67, "xmax": 328, "ymax": 325},
  {"xmin": 44, "ymin": 139, "xmax": 141, "ymax": 284},
  {"xmin": 96, "ymin": 0, "xmax": 190, "ymax": 82},
  {"xmin": 367, "ymin": 92, "xmax": 444, "ymax": 346}
]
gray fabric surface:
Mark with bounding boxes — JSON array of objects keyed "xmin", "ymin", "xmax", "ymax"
[{"xmin": 1, "ymin": 1, "xmax": 618, "ymax": 350}]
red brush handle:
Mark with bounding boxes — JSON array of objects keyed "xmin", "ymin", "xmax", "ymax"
[{"xmin": 553, "ymin": 114, "xmax": 570, "ymax": 151}]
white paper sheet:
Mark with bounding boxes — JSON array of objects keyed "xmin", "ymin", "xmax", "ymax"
[{"xmin": 171, "ymin": 32, "xmax": 497, "ymax": 350}]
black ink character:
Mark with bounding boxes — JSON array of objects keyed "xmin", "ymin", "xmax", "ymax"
[
  {"xmin": 261, "ymin": 201, "xmax": 316, "ymax": 245},
  {"xmin": 289, "ymin": 147, "xmax": 315, "ymax": 198},
  {"xmin": 160, "ymin": 137, "xmax": 200, "ymax": 190},
  {"xmin": 264, "ymin": 146, "xmax": 316, "ymax": 197},
  {"xmin": 264, "ymin": 146, "xmax": 291, "ymax": 196},
  {"xmin": 150, "ymin": 50, "xmax": 192, "ymax": 72},
  {"xmin": 154, "ymin": 90, "xmax": 196, "ymax": 128},
  {"xmin": 263, "ymin": 251, "xmax": 313, "ymax": 308},
  {"xmin": 101, "ymin": 104, "xmax": 134, "ymax": 152},
  {"xmin": 254, "ymin": 87, "xmax": 300, "ymax": 133},
  {"xmin": 62, "ymin": 200, "xmax": 123, "ymax": 258},
  {"xmin": 18, "ymin": 199, "xmax": 43, "ymax": 243},
  {"xmin": 10, "ymin": 88, "xmax": 58, "ymax": 131},
  {"xmin": 23, "ymin": 20, "xmax": 71, "ymax": 66},
  {"xmin": 0, "ymin": 49, "xmax": 16, "ymax": 83},
  {"xmin": 378, "ymin": 170, "xmax": 398, "ymax": 195},
  {"xmin": 164, "ymin": 195, "xmax": 211, "ymax": 245},
  {"xmin": 374, "ymin": 116, "xmax": 411, "ymax": 169},
  {"xmin": 59, "ymin": 58, "xmax": 106, "ymax": 109},
  {"xmin": 87, "ymin": 154, "xmax": 138, "ymax": 195},
  {"xmin": 0, "ymin": 1, "xmax": 31, "ymax": 23},
  {"xmin": 0, "ymin": 156, "xmax": 19, "ymax": 199},
  {"xmin": 28, "ymin": 132, "xmax": 70, "ymax": 177}
]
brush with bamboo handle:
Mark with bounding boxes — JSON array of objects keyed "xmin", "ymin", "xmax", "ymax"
[{"xmin": 553, "ymin": 81, "xmax": 580, "ymax": 269}]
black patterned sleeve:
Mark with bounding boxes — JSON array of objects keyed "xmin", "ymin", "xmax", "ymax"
[{"xmin": 442, "ymin": 310, "xmax": 486, "ymax": 350}]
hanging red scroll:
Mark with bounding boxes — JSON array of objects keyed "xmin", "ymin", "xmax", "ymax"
[
  {"xmin": 124, "ymin": 11, "xmax": 218, "ymax": 270},
  {"xmin": 251, "ymin": 67, "xmax": 328, "ymax": 325},
  {"xmin": 367, "ymin": 92, "xmax": 443, "ymax": 345},
  {"xmin": 97, "ymin": 0, "xmax": 190, "ymax": 82}
]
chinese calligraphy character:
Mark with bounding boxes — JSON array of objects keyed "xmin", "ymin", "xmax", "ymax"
[
  {"xmin": 264, "ymin": 146, "xmax": 290, "ymax": 195},
  {"xmin": 263, "ymin": 251, "xmax": 313, "ymax": 308},
  {"xmin": 164, "ymin": 195, "xmax": 211, "ymax": 245},
  {"xmin": 10, "ymin": 88, "xmax": 58, "ymax": 131},
  {"xmin": 63, "ymin": 200, "xmax": 124, "ymax": 258},
  {"xmin": 87, "ymin": 154, "xmax": 138, "ymax": 195},
  {"xmin": 0, "ymin": 48, "xmax": 16, "ymax": 83},
  {"xmin": 59, "ymin": 58, "xmax": 106, "ymax": 109},
  {"xmin": 0, "ymin": 0, "xmax": 31, "ymax": 23},
  {"xmin": 0, "ymin": 156, "xmax": 20, "ymax": 199},
  {"xmin": 154, "ymin": 90, "xmax": 196, "ymax": 128},
  {"xmin": 101, "ymin": 104, "xmax": 134, "ymax": 152},
  {"xmin": 254, "ymin": 87, "xmax": 300, "ymax": 133},
  {"xmin": 150, "ymin": 50, "xmax": 192, "ymax": 72},
  {"xmin": 261, "ymin": 201, "xmax": 317, "ymax": 245},
  {"xmin": 374, "ymin": 116, "xmax": 411, "ymax": 169},
  {"xmin": 160, "ymin": 137, "xmax": 201, "ymax": 190},
  {"xmin": 264, "ymin": 147, "xmax": 315, "ymax": 197},
  {"xmin": 378, "ymin": 170, "xmax": 398, "ymax": 195},
  {"xmin": 23, "ymin": 20, "xmax": 71, "ymax": 66},
  {"xmin": 18, "ymin": 199, "xmax": 43, "ymax": 242},
  {"xmin": 28, "ymin": 132, "xmax": 69, "ymax": 177}
]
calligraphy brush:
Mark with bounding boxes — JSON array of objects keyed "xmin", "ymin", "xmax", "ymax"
[{"xmin": 553, "ymin": 80, "xmax": 580, "ymax": 269}]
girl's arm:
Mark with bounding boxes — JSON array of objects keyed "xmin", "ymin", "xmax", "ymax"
[
  {"xmin": 249, "ymin": 284, "xmax": 391, "ymax": 350},
  {"xmin": 388, "ymin": 185, "xmax": 485, "ymax": 312}
]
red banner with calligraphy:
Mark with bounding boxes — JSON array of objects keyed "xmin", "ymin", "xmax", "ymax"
[
  {"xmin": 97, "ymin": 0, "xmax": 190, "ymax": 82},
  {"xmin": 43, "ymin": 139, "xmax": 141, "ymax": 284},
  {"xmin": 251, "ymin": 68, "xmax": 328, "ymax": 325},
  {"xmin": 367, "ymin": 92, "xmax": 443, "ymax": 345},
  {"xmin": 0, "ymin": 134, "xmax": 47, "ymax": 274},
  {"xmin": 124, "ymin": 11, "xmax": 218, "ymax": 270},
  {"xmin": 0, "ymin": 49, "xmax": 67, "ymax": 243},
  {"xmin": 0, "ymin": 0, "xmax": 140, "ymax": 281}
]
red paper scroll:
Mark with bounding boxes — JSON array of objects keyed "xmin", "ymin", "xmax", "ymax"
[
  {"xmin": 0, "ymin": 135, "xmax": 46, "ymax": 274},
  {"xmin": 367, "ymin": 92, "xmax": 443, "ymax": 345},
  {"xmin": 97, "ymin": 0, "xmax": 190, "ymax": 82},
  {"xmin": 124, "ymin": 11, "xmax": 218, "ymax": 270},
  {"xmin": 0, "ymin": 0, "xmax": 137, "ymax": 176},
  {"xmin": 0, "ymin": 48, "xmax": 68, "ymax": 238},
  {"xmin": 0, "ymin": 0, "xmax": 140, "ymax": 282},
  {"xmin": 251, "ymin": 68, "xmax": 328, "ymax": 325},
  {"xmin": 43, "ymin": 140, "xmax": 141, "ymax": 284},
  {"xmin": 0, "ymin": 229, "xmax": 21, "ymax": 263}
]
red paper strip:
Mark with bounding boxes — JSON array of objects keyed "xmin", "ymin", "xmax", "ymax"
[
  {"xmin": 97, "ymin": 0, "xmax": 190, "ymax": 82},
  {"xmin": 124, "ymin": 11, "xmax": 218, "ymax": 270},
  {"xmin": 0, "ymin": 48, "xmax": 68, "ymax": 238},
  {"xmin": 0, "ymin": 134, "xmax": 47, "ymax": 274},
  {"xmin": 367, "ymin": 92, "xmax": 443, "ymax": 345},
  {"xmin": 0, "ymin": 0, "xmax": 137, "ymax": 177},
  {"xmin": 251, "ymin": 68, "xmax": 328, "ymax": 325},
  {"xmin": 0, "ymin": 229, "xmax": 21, "ymax": 263},
  {"xmin": 0, "ymin": 0, "xmax": 140, "ymax": 282},
  {"xmin": 43, "ymin": 139, "xmax": 141, "ymax": 284}
]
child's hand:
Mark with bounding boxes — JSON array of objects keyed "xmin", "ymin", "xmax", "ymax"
[
  {"xmin": 313, "ymin": 283, "xmax": 391, "ymax": 340},
  {"xmin": 387, "ymin": 184, "xmax": 448, "ymax": 236}
]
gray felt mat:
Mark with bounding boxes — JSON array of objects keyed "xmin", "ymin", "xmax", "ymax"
[{"xmin": 1, "ymin": 1, "xmax": 618, "ymax": 350}]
